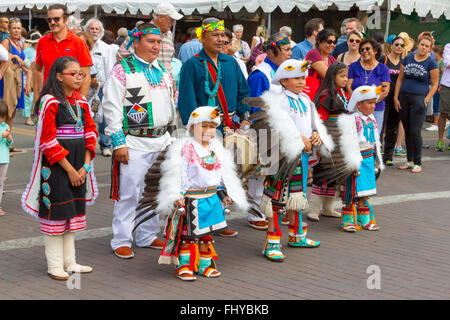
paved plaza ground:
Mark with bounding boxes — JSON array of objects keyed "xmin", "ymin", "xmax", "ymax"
[{"xmin": 1, "ymin": 114, "xmax": 450, "ymax": 300}]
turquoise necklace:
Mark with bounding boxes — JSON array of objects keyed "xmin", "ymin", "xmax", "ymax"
[
  {"xmin": 204, "ymin": 60, "xmax": 222, "ymax": 106},
  {"xmin": 337, "ymin": 88, "xmax": 349, "ymax": 111},
  {"xmin": 66, "ymin": 94, "xmax": 83, "ymax": 132},
  {"xmin": 287, "ymin": 96, "xmax": 307, "ymax": 115}
]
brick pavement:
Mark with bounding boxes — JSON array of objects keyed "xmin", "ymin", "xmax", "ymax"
[{"xmin": 1, "ymin": 118, "xmax": 450, "ymax": 300}]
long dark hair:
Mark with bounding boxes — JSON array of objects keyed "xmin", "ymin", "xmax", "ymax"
[
  {"xmin": 34, "ymin": 56, "xmax": 80, "ymax": 115},
  {"xmin": 314, "ymin": 62, "xmax": 348, "ymax": 106}
]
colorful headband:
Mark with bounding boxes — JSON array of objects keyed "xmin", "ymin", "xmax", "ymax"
[
  {"xmin": 196, "ymin": 20, "xmax": 225, "ymax": 40},
  {"xmin": 126, "ymin": 27, "xmax": 161, "ymax": 49},
  {"xmin": 265, "ymin": 36, "xmax": 290, "ymax": 50}
]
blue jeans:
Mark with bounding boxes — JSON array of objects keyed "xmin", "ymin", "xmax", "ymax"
[{"xmin": 97, "ymin": 90, "xmax": 111, "ymax": 150}]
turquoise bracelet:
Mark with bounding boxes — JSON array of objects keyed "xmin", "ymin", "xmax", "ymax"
[
  {"xmin": 83, "ymin": 164, "xmax": 91, "ymax": 173},
  {"xmin": 111, "ymin": 131, "xmax": 127, "ymax": 148}
]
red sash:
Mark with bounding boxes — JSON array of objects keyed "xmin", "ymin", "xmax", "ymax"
[{"xmin": 196, "ymin": 54, "xmax": 237, "ymax": 129}]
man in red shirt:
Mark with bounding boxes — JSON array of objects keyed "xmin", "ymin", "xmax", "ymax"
[{"xmin": 33, "ymin": 4, "xmax": 92, "ymax": 105}]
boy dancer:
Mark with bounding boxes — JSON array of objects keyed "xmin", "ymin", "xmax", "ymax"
[
  {"xmin": 341, "ymin": 85, "xmax": 384, "ymax": 232},
  {"xmin": 257, "ymin": 59, "xmax": 334, "ymax": 262}
]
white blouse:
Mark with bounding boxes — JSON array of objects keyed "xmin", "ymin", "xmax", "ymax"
[{"xmin": 180, "ymin": 139, "xmax": 224, "ymax": 195}]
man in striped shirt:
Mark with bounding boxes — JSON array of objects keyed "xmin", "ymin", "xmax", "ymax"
[{"xmin": 117, "ymin": 3, "xmax": 182, "ymax": 76}]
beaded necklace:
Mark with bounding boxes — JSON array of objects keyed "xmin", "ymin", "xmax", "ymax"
[
  {"xmin": 337, "ymin": 88, "xmax": 349, "ymax": 111},
  {"xmin": 204, "ymin": 60, "xmax": 222, "ymax": 106},
  {"xmin": 287, "ymin": 96, "xmax": 307, "ymax": 115},
  {"xmin": 66, "ymin": 94, "xmax": 83, "ymax": 132}
]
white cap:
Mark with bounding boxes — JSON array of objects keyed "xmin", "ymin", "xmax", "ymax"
[
  {"xmin": 187, "ymin": 106, "xmax": 221, "ymax": 131},
  {"xmin": 155, "ymin": 3, "xmax": 183, "ymax": 21},
  {"xmin": 272, "ymin": 59, "xmax": 311, "ymax": 85},
  {"xmin": 347, "ymin": 85, "xmax": 383, "ymax": 112}
]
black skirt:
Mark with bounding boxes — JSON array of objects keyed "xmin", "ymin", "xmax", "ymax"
[{"xmin": 39, "ymin": 137, "xmax": 86, "ymax": 221}]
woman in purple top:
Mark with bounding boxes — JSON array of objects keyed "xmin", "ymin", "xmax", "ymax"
[
  {"xmin": 307, "ymin": 28, "xmax": 337, "ymax": 83},
  {"xmin": 347, "ymin": 39, "xmax": 390, "ymax": 132}
]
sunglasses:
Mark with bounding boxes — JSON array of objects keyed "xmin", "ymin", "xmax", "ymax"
[
  {"xmin": 61, "ymin": 72, "xmax": 86, "ymax": 79},
  {"xmin": 326, "ymin": 39, "xmax": 337, "ymax": 45},
  {"xmin": 46, "ymin": 17, "xmax": 62, "ymax": 23},
  {"xmin": 349, "ymin": 39, "xmax": 361, "ymax": 43},
  {"xmin": 223, "ymin": 41, "xmax": 230, "ymax": 45},
  {"xmin": 360, "ymin": 46, "xmax": 372, "ymax": 52},
  {"xmin": 394, "ymin": 43, "xmax": 405, "ymax": 47}
]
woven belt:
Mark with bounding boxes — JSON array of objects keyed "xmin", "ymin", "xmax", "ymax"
[
  {"xmin": 185, "ymin": 187, "xmax": 218, "ymax": 199},
  {"xmin": 125, "ymin": 127, "xmax": 168, "ymax": 138}
]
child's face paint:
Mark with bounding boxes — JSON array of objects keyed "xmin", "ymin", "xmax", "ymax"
[
  {"xmin": 334, "ymin": 69, "xmax": 348, "ymax": 89},
  {"xmin": 281, "ymin": 76, "xmax": 306, "ymax": 94},
  {"xmin": 357, "ymin": 99, "xmax": 377, "ymax": 116}
]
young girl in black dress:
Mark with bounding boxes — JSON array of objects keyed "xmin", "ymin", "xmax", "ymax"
[{"xmin": 22, "ymin": 56, "xmax": 98, "ymax": 280}]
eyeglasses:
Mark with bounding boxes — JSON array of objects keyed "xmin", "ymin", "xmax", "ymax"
[
  {"xmin": 326, "ymin": 39, "xmax": 337, "ymax": 45},
  {"xmin": 349, "ymin": 39, "xmax": 361, "ymax": 44},
  {"xmin": 394, "ymin": 43, "xmax": 405, "ymax": 47},
  {"xmin": 360, "ymin": 46, "xmax": 372, "ymax": 52},
  {"xmin": 61, "ymin": 72, "xmax": 86, "ymax": 79},
  {"xmin": 46, "ymin": 17, "xmax": 62, "ymax": 23},
  {"xmin": 223, "ymin": 41, "xmax": 230, "ymax": 45}
]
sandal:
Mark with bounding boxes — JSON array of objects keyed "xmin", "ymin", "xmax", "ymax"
[
  {"xmin": 411, "ymin": 165, "xmax": 421, "ymax": 173},
  {"xmin": 201, "ymin": 266, "xmax": 221, "ymax": 278},
  {"xmin": 25, "ymin": 119, "xmax": 35, "ymax": 126},
  {"xmin": 175, "ymin": 265, "xmax": 196, "ymax": 281},
  {"xmin": 0, "ymin": 209, "xmax": 5, "ymax": 216},
  {"xmin": 398, "ymin": 162, "xmax": 413, "ymax": 170}
]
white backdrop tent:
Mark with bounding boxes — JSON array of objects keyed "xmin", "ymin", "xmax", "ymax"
[{"xmin": 0, "ymin": 0, "xmax": 449, "ymax": 19}]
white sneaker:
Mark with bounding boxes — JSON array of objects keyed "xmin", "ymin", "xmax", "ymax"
[
  {"xmin": 425, "ymin": 125, "xmax": 438, "ymax": 131},
  {"xmin": 102, "ymin": 149, "xmax": 112, "ymax": 157}
]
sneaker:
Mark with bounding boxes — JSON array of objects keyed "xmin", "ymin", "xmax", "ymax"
[
  {"xmin": 435, "ymin": 141, "xmax": 445, "ymax": 152},
  {"xmin": 215, "ymin": 229, "xmax": 238, "ymax": 237},
  {"xmin": 102, "ymin": 149, "xmax": 112, "ymax": 157},
  {"xmin": 425, "ymin": 125, "xmax": 438, "ymax": 131},
  {"xmin": 385, "ymin": 160, "xmax": 394, "ymax": 166}
]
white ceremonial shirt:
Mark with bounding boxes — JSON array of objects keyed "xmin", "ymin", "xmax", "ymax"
[{"xmin": 102, "ymin": 54, "xmax": 176, "ymax": 153}]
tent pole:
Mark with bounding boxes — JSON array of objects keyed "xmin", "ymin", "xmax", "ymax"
[
  {"xmin": 385, "ymin": 0, "xmax": 391, "ymax": 38},
  {"xmin": 267, "ymin": 12, "xmax": 272, "ymax": 33},
  {"xmin": 28, "ymin": 9, "xmax": 32, "ymax": 31},
  {"xmin": 94, "ymin": 6, "xmax": 98, "ymax": 18}
]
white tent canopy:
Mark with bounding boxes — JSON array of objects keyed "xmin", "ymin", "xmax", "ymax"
[{"xmin": 0, "ymin": 0, "xmax": 449, "ymax": 18}]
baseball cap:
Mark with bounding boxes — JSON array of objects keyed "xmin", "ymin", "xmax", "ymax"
[{"xmin": 155, "ymin": 3, "xmax": 183, "ymax": 21}]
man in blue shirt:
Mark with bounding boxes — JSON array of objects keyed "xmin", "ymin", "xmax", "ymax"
[
  {"xmin": 291, "ymin": 18, "xmax": 324, "ymax": 61},
  {"xmin": 178, "ymin": 18, "xmax": 251, "ymax": 127},
  {"xmin": 248, "ymin": 32, "xmax": 293, "ymax": 97},
  {"xmin": 332, "ymin": 18, "xmax": 361, "ymax": 58},
  {"xmin": 178, "ymin": 28, "xmax": 203, "ymax": 63}
]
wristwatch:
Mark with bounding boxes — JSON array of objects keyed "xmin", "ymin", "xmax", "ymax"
[{"xmin": 83, "ymin": 164, "xmax": 91, "ymax": 173}]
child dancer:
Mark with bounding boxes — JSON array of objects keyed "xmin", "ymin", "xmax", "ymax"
[
  {"xmin": 309, "ymin": 62, "xmax": 351, "ymax": 221},
  {"xmin": 0, "ymin": 100, "xmax": 12, "ymax": 216},
  {"xmin": 257, "ymin": 59, "xmax": 334, "ymax": 262},
  {"xmin": 153, "ymin": 106, "xmax": 249, "ymax": 281},
  {"xmin": 341, "ymin": 85, "xmax": 384, "ymax": 232},
  {"xmin": 22, "ymin": 56, "xmax": 98, "ymax": 280}
]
